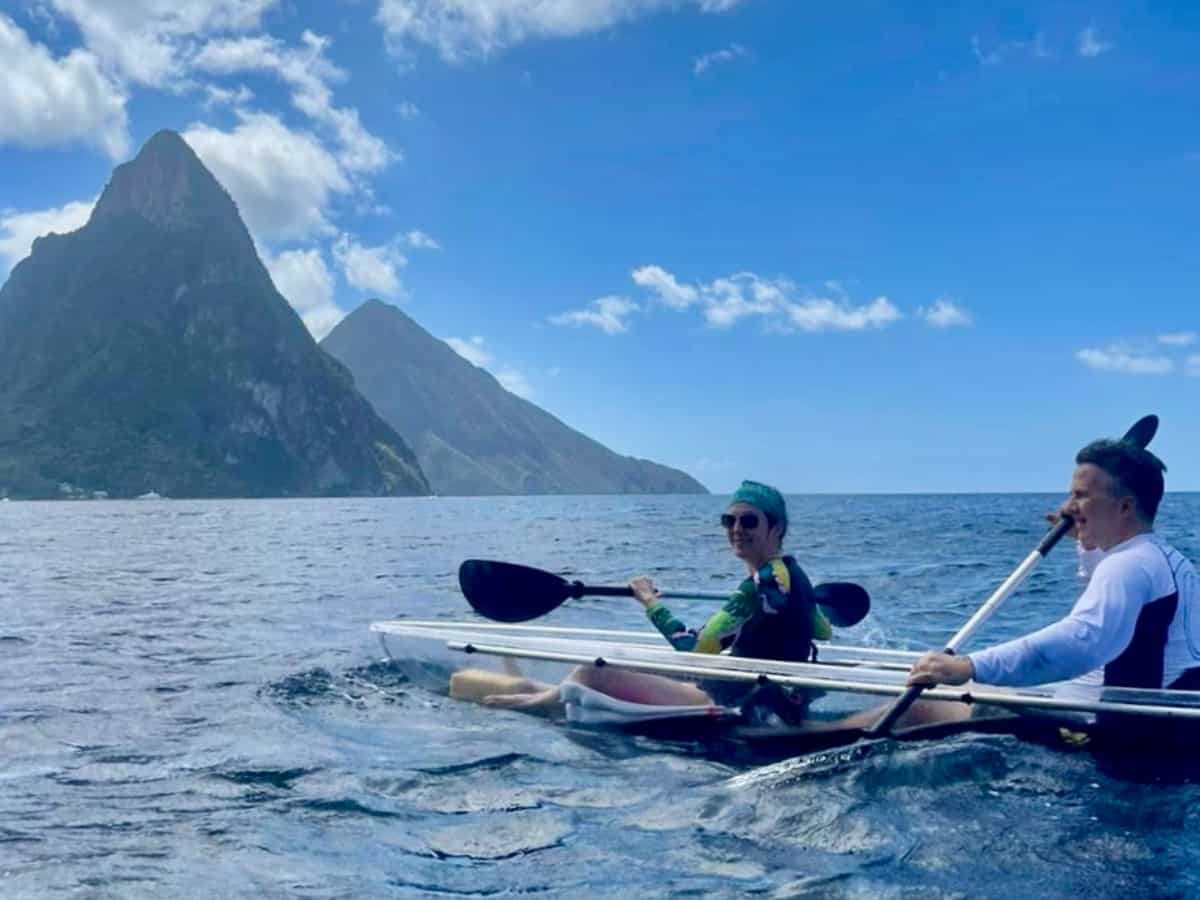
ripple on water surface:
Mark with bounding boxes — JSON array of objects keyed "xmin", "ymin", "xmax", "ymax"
[{"xmin": 3, "ymin": 494, "xmax": 1200, "ymax": 898}]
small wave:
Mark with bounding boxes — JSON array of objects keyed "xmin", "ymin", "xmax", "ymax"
[
  {"xmin": 416, "ymin": 752, "xmax": 530, "ymax": 777},
  {"xmin": 726, "ymin": 739, "xmax": 884, "ymax": 790},
  {"xmin": 89, "ymin": 753, "xmax": 161, "ymax": 766},
  {"xmin": 262, "ymin": 663, "xmax": 413, "ymax": 709},
  {"xmin": 260, "ymin": 667, "xmax": 335, "ymax": 704},
  {"xmin": 426, "ymin": 813, "xmax": 572, "ymax": 861},
  {"xmin": 0, "ymin": 827, "xmax": 41, "ymax": 845},
  {"xmin": 345, "ymin": 660, "xmax": 411, "ymax": 693},
  {"xmin": 216, "ymin": 767, "xmax": 317, "ymax": 789},
  {"xmin": 386, "ymin": 879, "xmax": 554, "ymax": 897},
  {"xmin": 846, "ymin": 738, "xmax": 1012, "ymax": 793},
  {"xmin": 296, "ymin": 797, "xmax": 408, "ymax": 819}
]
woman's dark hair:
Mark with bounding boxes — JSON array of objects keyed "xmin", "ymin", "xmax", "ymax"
[{"xmin": 1076, "ymin": 439, "xmax": 1167, "ymax": 522}]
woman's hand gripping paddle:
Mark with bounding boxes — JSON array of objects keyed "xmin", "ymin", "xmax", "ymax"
[
  {"xmin": 458, "ymin": 559, "xmax": 870, "ymax": 628},
  {"xmin": 865, "ymin": 414, "xmax": 1159, "ymax": 737}
]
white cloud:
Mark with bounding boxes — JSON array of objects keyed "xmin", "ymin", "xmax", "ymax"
[
  {"xmin": 1076, "ymin": 346, "xmax": 1173, "ymax": 375},
  {"xmin": 260, "ymin": 245, "xmax": 344, "ymax": 339},
  {"xmin": 397, "ymin": 100, "xmax": 421, "ymax": 119},
  {"xmin": 0, "ymin": 198, "xmax": 95, "ymax": 276},
  {"xmin": 443, "ymin": 336, "xmax": 533, "ymax": 396},
  {"xmin": 333, "ymin": 233, "xmax": 408, "ymax": 298},
  {"xmin": 405, "ymin": 229, "xmax": 441, "ymax": 250},
  {"xmin": 9, "ymin": 0, "xmax": 388, "ymax": 237},
  {"xmin": 0, "ymin": 14, "xmax": 129, "ymax": 159},
  {"xmin": 550, "ymin": 295, "xmax": 639, "ymax": 334},
  {"xmin": 971, "ymin": 35, "xmax": 1011, "ymax": 65},
  {"xmin": 1078, "ymin": 25, "xmax": 1113, "ymax": 58},
  {"xmin": 784, "ymin": 295, "xmax": 901, "ymax": 332},
  {"xmin": 703, "ymin": 275, "xmax": 779, "ymax": 327},
  {"xmin": 1158, "ymin": 332, "xmax": 1196, "ymax": 347},
  {"xmin": 693, "ymin": 43, "xmax": 747, "ymax": 76},
  {"xmin": 192, "ymin": 31, "xmax": 395, "ymax": 174},
  {"xmin": 1188, "ymin": 355, "xmax": 1200, "ymax": 377},
  {"xmin": 184, "ymin": 112, "xmax": 352, "ymax": 242},
  {"xmin": 202, "ymin": 83, "xmax": 254, "ymax": 108},
  {"xmin": 496, "ymin": 369, "xmax": 534, "ymax": 398},
  {"xmin": 973, "ymin": 27, "xmax": 1110, "ymax": 66},
  {"xmin": 376, "ymin": 0, "xmax": 747, "ymax": 61},
  {"xmin": 445, "ymin": 336, "xmax": 491, "ymax": 367},
  {"xmin": 632, "ymin": 266, "xmax": 903, "ymax": 332},
  {"xmin": 971, "ymin": 32, "xmax": 1052, "ymax": 66},
  {"xmin": 632, "ymin": 264, "xmax": 699, "ymax": 309},
  {"xmin": 920, "ymin": 297, "xmax": 973, "ymax": 328},
  {"xmin": 46, "ymin": 0, "xmax": 277, "ymax": 86}
]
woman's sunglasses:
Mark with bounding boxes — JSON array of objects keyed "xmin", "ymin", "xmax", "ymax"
[{"xmin": 720, "ymin": 512, "xmax": 762, "ymax": 530}]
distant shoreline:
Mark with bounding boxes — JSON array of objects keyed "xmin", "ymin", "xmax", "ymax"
[{"xmin": 3, "ymin": 490, "xmax": 1199, "ymax": 502}]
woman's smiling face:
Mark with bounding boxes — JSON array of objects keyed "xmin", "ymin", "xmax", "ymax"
[{"xmin": 722, "ymin": 502, "xmax": 782, "ymax": 568}]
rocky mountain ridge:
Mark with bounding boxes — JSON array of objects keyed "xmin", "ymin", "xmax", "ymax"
[
  {"xmin": 321, "ymin": 300, "xmax": 707, "ymax": 496},
  {"xmin": 0, "ymin": 130, "xmax": 429, "ymax": 499}
]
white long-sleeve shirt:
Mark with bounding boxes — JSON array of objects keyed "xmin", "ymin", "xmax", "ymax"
[{"xmin": 969, "ymin": 533, "xmax": 1200, "ymax": 689}]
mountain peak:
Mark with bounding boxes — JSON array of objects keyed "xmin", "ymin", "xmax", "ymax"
[
  {"xmin": 90, "ymin": 129, "xmax": 240, "ymax": 231},
  {"xmin": 142, "ymin": 128, "xmax": 191, "ymax": 154},
  {"xmin": 321, "ymin": 302, "xmax": 708, "ymax": 496},
  {"xmin": 0, "ymin": 131, "xmax": 430, "ymax": 500}
]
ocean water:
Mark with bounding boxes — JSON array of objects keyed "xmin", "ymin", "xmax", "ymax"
[{"xmin": 3, "ymin": 493, "xmax": 1200, "ymax": 899}]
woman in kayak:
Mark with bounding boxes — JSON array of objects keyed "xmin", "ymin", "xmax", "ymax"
[{"xmin": 478, "ymin": 480, "xmax": 831, "ymax": 722}]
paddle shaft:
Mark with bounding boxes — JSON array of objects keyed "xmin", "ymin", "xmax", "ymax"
[
  {"xmin": 557, "ymin": 577, "xmax": 868, "ymax": 628},
  {"xmin": 567, "ymin": 584, "xmax": 731, "ymax": 601},
  {"xmin": 866, "ymin": 515, "xmax": 1074, "ymax": 736},
  {"xmin": 459, "ymin": 558, "xmax": 869, "ymax": 625}
]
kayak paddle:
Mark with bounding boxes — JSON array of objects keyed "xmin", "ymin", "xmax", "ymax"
[
  {"xmin": 459, "ymin": 559, "xmax": 870, "ymax": 628},
  {"xmin": 865, "ymin": 413, "xmax": 1159, "ymax": 737}
]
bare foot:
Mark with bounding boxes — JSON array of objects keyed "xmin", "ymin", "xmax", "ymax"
[{"xmin": 483, "ymin": 686, "xmax": 562, "ymax": 709}]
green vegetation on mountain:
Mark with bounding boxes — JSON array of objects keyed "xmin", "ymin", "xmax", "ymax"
[{"xmin": 0, "ymin": 131, "xmax": 429, "ymax": 499}]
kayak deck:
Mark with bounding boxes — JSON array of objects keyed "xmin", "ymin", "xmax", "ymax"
[
  {"xmin": 370, "ymin": 618, "xmax": 1200, "ymax": 766},
  {"xmin": 372, "ymin": 619, "xmax": 1200, "ymax": 721}
]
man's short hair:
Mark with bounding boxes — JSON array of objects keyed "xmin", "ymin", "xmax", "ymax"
[{"xmin": 1076, "ymin": 439, "xmax": 1167, "ymax": 522}]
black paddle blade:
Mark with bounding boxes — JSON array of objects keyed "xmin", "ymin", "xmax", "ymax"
[
  {"xmin": 814, "ymin": 581, "xmax": 870, "ymax": 628},
  {"xmin": 459, "ymin": 559, "xmax": 574, "ymax": 622},
  {"xmin": 1122, "ymin": 414, "xmax": 1158, "ymax": 449}
]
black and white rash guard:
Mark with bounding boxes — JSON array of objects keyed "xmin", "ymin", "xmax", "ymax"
[{"xmin": 969, "ymin": 533, "xmax": 1200, "ymax": 689}]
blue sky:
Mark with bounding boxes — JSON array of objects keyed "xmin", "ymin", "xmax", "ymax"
[{"xmin": 1, "ymin": 1, "xmax": 1198, "ymax": 493}]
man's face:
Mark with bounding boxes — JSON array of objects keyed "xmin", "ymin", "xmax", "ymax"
[{"xmin": 1065, "ymin": 463, "xmax": 1132, "ymax": 551}]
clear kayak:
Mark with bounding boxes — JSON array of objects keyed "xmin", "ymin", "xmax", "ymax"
[{"xmin": 371, "ymin": 618, "xmax": 1200, "ymax": 762}]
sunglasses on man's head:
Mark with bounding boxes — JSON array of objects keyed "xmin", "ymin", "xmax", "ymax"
[{"xmin": 720, "ymin": 512, "xmax": 762, "ymax": 530}]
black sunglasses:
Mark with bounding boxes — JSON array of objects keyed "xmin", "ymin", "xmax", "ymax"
[{"xmin": 720, "ymin": 512, "xmax": 762, "ymax": 530}]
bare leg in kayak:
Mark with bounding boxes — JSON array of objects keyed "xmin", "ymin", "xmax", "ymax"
[
  {"xmin": 482, "ymin": 663, "xmax": 713, "ymax": 710},
  {"xmin": 790, "ymin": 696, "xmax": 975, "ymax": 734}
]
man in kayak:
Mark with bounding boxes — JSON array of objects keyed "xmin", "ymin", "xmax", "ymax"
[
  {"xmin": 899, "ymin": 438, "xmax": 1200, "ymax": 733},
  {"xmin": 478, "ymin": 480, "xmax": 832, "ymax": 722}
]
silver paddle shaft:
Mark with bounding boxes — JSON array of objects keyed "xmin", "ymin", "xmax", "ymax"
[
  {"xmin": 942, "ymin": 515, "xmax": 1073, "ymax": 654},
  {"xmin": 865, "ymin": 515, "xmax": 1073, "ymax": 736},
  {"xmin": 944, "ymin": 547, "xmax": 1051, "ymax": 653}
]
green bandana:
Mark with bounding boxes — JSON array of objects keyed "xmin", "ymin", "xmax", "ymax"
[{"xmin": 730, "ymin": 480, "xmax": 787, "ymax": 532}]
